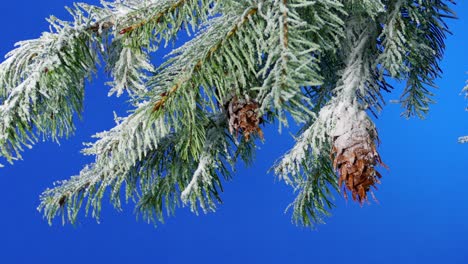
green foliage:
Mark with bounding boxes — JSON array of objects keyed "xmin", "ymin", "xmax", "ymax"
[
  {"xmin": 377, "ymin": 0, "xmax": 456, "ymax": 118},
  {"xmin": 0, "ymin": 0, "xmax": 456, "ymax": 227}
]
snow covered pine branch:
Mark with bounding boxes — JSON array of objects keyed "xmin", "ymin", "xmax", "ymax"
[{"xmin": 0, "ymin": 0, "xmax": 456, "ymax": 227}]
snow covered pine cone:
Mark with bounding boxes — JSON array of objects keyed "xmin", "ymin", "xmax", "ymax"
[
  {"xmin": 331, "ymin": 106, "xmax": 386, "ymax": 203},
  {"xmin": 226, "ymin": 96, "xmax": 263, "ymax": 141}
]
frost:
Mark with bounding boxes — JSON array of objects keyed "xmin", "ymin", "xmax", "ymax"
[
  {"xmin": 459, "ymin": 136, "xmax": 468, "ymax": 144},
  {"xmin": 181, "ymin": 155, "xmax": 212, "ymax": 202},
  {"xmin": 107, "ymin": 45, "xmax": 154, "ymax": 97},
  {"xmin": 275, "ymin": 20, "xmax": 377, "ymax": 183},
  {"xmin": 0, "ymin": 0, "xmax": 452, "ymax": 227}
]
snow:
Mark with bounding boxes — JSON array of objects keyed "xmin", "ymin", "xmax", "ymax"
[
  {"xmin": 181, "ymin": 155, "xmax": 211, "ymax": 202},
  {"xmin": 275, "ymin": 20, "xmax": 375, "ymax": 180}
]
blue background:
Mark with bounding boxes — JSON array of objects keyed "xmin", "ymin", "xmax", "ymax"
[{"xmin": 1, "ymin": 1, "xmax": 468, "ymax": 263}]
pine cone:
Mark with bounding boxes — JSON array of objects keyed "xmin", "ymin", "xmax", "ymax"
[
  {"xmin": 331, "ymin": 107, "xmax": 385, "ymax": 203},
  {"xmin": 226, "ymin": 96, "xmax": 263, "ymax": 141}
]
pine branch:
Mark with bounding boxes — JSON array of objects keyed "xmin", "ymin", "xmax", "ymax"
[
  {"xmin": 135, "ymin": 114, "xmax": 240, "ymax": 223},
  {"xmin": 39, "ymin": 110, "xmax": 238, "ymax": 225},
  {"xmin": 377, "ymin": 0, "xmax": 407, "ymax": 78},
  {"xmin": 38, "ymin": 101, "xmax": 169, "ymax": 224},
  {"xmin": 379, "ymin": 0, "xmax": 456, "ymax": 118},
  {"xmin": 148, "ymin": 3, "xmax": 262, "ymax": 113},
  {"xmin": 103, "ymin": 0, "xmax": 216, "ymax": 48},
  {"xmin": 286, "ymin": 155, "xmax": 337, "ymax": 227},
  {"xmin": 0, "ymin": 0, "xmax": 456, "ymax": 228},
  {"xmin": 105, "ymin": 41, "xmax": 155, "ymax": 97},
  {"xmin": 0, "ymin": 4, "xmax": 105, "ymax": 164},
  {"xmin": 255, "ymin": 0, "xmax": 345, "ymax": 127},
  {"xmin": 275, "ymin": 15, "xmax": 385, "ymax": 225},
  {"xmin": 38, "ymin": 2, "xmax": 263, "ymax": 224},
  {"xmin": 0, "ymin": 0, "xmax": 220, "ymax": 165},
  {"xmin": 99, "ymin": 0, "xmax": 219, "ymax": 97}
]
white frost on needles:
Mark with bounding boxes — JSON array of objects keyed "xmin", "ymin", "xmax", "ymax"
[
  {"xmin": 331, "ymin": 101, "xmax": 374, "ymax": 152},
  {"xmin": 181, "ymin": 154, "xmax": 212, "ymax": 202},
  {"xmin": 107, "ymin": 45, "xmax": 155, "ymax": 97},
  {"xmin": 275, "ymin": 24, "xmax": 373, "ymax": 181}
]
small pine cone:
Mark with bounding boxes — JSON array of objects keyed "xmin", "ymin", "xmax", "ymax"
[
  {"xmin": 331, "ymin": 107, "xmax": 385, "ymax": 203},
  {"xmin": 226, "ymin": 96, "xmax": 263, "ymax": 141}
]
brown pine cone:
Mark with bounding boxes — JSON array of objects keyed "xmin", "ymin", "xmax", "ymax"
[
  {"xmin": 226, "ymin": 96, "xmax": 263, "ymax": 141},
  {"xmin": 331, "ymin": 107, "xmax": 385, "ymax": 203}
]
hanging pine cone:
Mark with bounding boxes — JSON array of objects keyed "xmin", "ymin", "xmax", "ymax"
[
  {"xmin": 226, "ymin": 96, "xmax": 263, "ymax": 141},
  {"xmin": 331, "ymin": 105, "xmax": 385, "ymax": 203}
]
